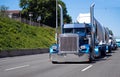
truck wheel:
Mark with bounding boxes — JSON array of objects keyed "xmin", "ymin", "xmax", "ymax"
[
  {"xmin": 108, "ymin": 46, "xmax": 112, "ymax": 53},
  {"xmin": 101, "ymin": 46, "xmax": 106, "ymax": 57},
  {"xmin": 52, "ymin": 61, "xmax": 58, "ymax": 64},
  {"xmin": 102, "ymin": 50, "xmax": 106, "ymax": 57},
  {"xmin": 98, "ymin": 49, "xmax": 102, "ymax": 58},
  {"xmin": 88, "ymin": 57, "xmax": 92, "ymax": 63},
  {"xmin": 89, "ymin": 51, "xmax": 94, "ymax": 63}
]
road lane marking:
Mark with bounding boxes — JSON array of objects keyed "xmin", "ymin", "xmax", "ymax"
[
  {"xmin": 81, "ymin": 65, "xmax": 93, "ymax": 72},
  {"xmin": 0, "ymin": 60, "xmax": 8, "ymax": 62},
  {"xmin": 0, "ymin": 60, "xmax": 6, "ymax": 62},
  {"xmin": 5, "ymin": 65, "xmax": 30, "ymax": 71}
]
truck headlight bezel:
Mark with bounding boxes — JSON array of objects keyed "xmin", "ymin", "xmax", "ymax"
[
  {"xmin": 80, "ymin": 45, "xmax": 86, "ymax": 49},
  {"xmin": 52, "ymin": 46, "xmax": 57, "ymax": 50}
]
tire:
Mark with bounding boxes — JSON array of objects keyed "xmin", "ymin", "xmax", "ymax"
[
  {"xmin": 98, "ymin": 48, "xmax": 102, "ymax": 58},
  {"xmin": 49, "ymin": 54, "xmax": 58, "ymax": 64},
  {"xmin": 108, "ymin": 46, "xmax": 112, "ymax": 53},
  {"xmin": 52, "ymin": 61, "xmax": 58, "ymax": 64},
  {"xmin": 102, "ymin": 50, "xmax": 106, "ymax": 57},
  {"xmin": 100, "ymin": 46, "xmax": 106, "ymax": 57},
  {"xmin": 88, "ymin": 48, "xmax": 95, "ymax": 63},
  {"xmin": 88, "ymin": 56, "xmax": 92, "ymax": 63}
]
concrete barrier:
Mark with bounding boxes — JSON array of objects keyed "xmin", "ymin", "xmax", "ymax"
[{"xmin": 0, "ymin": 48, "xmax": 49, "ymax": 58}]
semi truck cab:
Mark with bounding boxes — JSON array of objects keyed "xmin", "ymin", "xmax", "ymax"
[{"xmin": 49, "ymin": 23, "xmax": 100, "ymax": 63}]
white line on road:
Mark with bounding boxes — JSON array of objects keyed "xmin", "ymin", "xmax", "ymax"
[
  {"xmin": 81, "ymin": 65, "xmax": 93, "ymax": 72},
  {"xmin": 5, "ymin": 65, "xmax": 30, "ymax": 71},
  {"xmin": 0, "ymin": 60, "xmax": 8, "ymax": 62}
]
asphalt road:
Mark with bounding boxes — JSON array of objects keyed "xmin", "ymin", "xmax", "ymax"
[{"xmin": 0, "ymin": 48, "xmax": 120, "ymax": 77}]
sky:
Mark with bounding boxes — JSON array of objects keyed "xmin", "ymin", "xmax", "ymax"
[
  {"xmin": 0, "ymin": 0, "xmax": 120, "ymax": 37},
  {"xmin": 61, "ymin": 0, "xmax": 120, "ymax": 37},
  {"xmin": 0, "ymin": 0, "xmax": 21, "ymax": 10}
]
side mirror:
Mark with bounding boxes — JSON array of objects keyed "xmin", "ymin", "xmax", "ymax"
[
  {"xmin": 86, "ymin": 35, "xmax": 91, "ymax": 45},
  {"xmin": 95, "ymin": 38, "xmax": 99, "ymax": 46}
]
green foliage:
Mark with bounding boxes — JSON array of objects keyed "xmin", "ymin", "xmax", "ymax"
[
  {"xmin": 0, "ymin": 17, "xmax": 55, "ymax": 50},
  {"xmin": 19, "ymin": 0, "xmax": 72, "ymax": 27},
  {"xmin": 0, "ymin": 5, "xmax": 8, "ymax": 17},
  {"xmin": 109, "ymin": 30, "xmax": 113, "ymax": 35},
  {"xmin": 106, "ymin": 27, "xmax": 113, "ymax": 35}
]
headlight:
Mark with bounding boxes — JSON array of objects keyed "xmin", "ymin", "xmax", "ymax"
[
  {"xmin": 80, "ymin": 46, "xmax": 86, "ymax": 49},
  {"xmin": 84, "ymin": 37, "xmax": 87, "ymax": 40},
  {"xmin": 52, "ymin": 46, "xmax": 57, "ymax": 50}
]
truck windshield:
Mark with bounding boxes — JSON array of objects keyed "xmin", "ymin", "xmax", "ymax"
[
  {"xmin": 63, "ymin": 28, "xmax": 85, "ymax": 34},
  {"xmin": 63, "ymin": 28, "xmax": 73, "ymax": 33},
  {"xmin": 74, "ymin": 28, "xmax": 85, "ymax": 34},
  {"xmin": 86, "ymin": 27, "xmax": 91, "ymax": 35}
]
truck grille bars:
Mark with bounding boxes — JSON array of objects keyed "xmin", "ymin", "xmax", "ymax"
[{"xmin": 59, "ymin": 34, "xmax": 79, "ymax": 53}]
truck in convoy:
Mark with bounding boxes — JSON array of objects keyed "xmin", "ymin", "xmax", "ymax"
[
  {"xmin": 116, "ymin": 38, "xmax": 120, "ymax": 47},
  {"xmin": 93, "ymin": 19, "xmax": 107, "ymax": 56},
  {"xmin": 105, "ymin": 28, "xmax": 117, "ymax": 51},
  {"xmin": 104, "ymin": 27, "xmax": 112, "ymax": 53},
  {"xmin": 77, "ymin": 14, "xmax": 107, "ymax": 57},
  {"xmin": 49, "ymin": 3, "xmax": 103, "ymax": 63},
  {"xmin": 109, "ymin": 35, "xmax": 117, "ymax": 50}
]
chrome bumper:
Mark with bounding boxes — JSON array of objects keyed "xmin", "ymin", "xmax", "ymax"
[{"xmin": 49, "ymin": 53, "xmax": 90, "ymax": 62}]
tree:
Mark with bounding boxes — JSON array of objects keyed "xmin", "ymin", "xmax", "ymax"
[
  {"xmin": 0, "ymin": 5, "xmax": 8, "ymax": 17},
  {"xmin": 106, "ymin": 27, "xmax": 113, "ymax": 35},
  {"xmin": 109, "ymin": 29, "xmax": 113, "ymax": 35},
  {"xmin": 19, "ymin": 0, "xmax": 72, "ymax": 27}
]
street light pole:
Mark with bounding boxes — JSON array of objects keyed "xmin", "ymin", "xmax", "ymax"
[
  {"xmin": 29, "ymin": 12, "xmax": 33, "ymax": 25},
  {"xmin": 37, "ymin": 16, "xmax": 41, "ymax": 26},
  {"xmin": 30, "ymin": 16, "xmax": 31, "ymax": 25}
]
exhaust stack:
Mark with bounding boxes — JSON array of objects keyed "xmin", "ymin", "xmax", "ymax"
[
  {"xmin": 90, "ymin": 3, "xmax": 95, "ymax": 48},
  {"xmin": 58, "ymin": 4, "xmax": 63, "ymax": 33},
  {"xmin": 90, "ymin": 3, "xmax": 95, "ymax": 28}
]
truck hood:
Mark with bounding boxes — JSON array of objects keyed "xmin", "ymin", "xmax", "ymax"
[{"xmin": 77, "ymin": 32, "xmax": 86, "ymax": 37}]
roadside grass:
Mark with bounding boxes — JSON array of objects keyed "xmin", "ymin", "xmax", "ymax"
[{"xmin": 0, "ymin": 17, "xmax": 55, "ymax": 51}]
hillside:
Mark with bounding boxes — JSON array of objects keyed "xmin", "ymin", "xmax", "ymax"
[{"xmin": 0, "ymin": 17, "xmax": 55, "ymax": 50}]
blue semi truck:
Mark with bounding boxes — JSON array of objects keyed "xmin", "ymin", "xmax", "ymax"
[
  {"xmin": 49, "ymin": 23, "xmax": 101, "ymax": 63},
  {"xmin": 49, "ymin": 3, "xmax": 103, "ymax": 63}
]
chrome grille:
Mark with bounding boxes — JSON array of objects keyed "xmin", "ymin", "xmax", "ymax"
[{"xmin": 59, "ymin": 34, "xmax": 79, "ymax": 53}]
